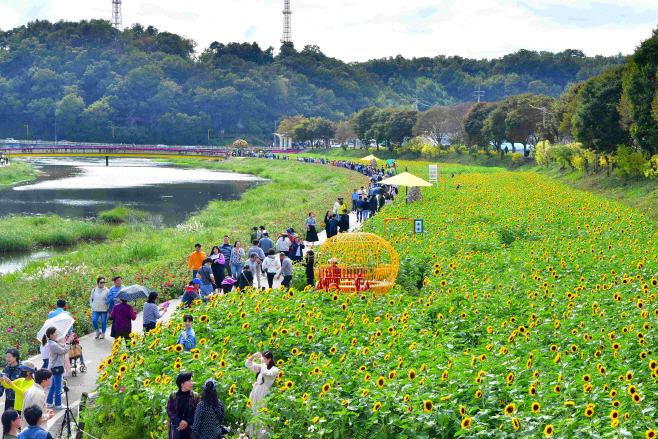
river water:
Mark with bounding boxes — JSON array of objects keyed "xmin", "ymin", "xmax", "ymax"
[{"xmin": 0, "ymin": 157, "xmax": 266, "ymax": 273}]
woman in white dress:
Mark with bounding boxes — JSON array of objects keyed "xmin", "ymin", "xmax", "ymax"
[{"xmin": 245, "ymin": 350, "xmax": 278, "ymax": 438}]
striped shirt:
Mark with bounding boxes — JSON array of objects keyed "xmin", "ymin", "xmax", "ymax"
[{"xmin": 142, "ymin": 302, "xmax": 162, "ymax": 325}]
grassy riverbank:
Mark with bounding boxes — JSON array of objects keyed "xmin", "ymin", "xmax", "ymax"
[
  {"xmin": 0, "ymin": 159, "xmax": 367, "ymax": 357},
  {"xmin": 0, "ymin": 161, "xmax": 37, "ymax": 187}
]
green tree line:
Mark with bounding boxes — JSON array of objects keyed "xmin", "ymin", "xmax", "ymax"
[{"xmin": 0, "ymin": 19, "xmax": 624, "ymax": 144}]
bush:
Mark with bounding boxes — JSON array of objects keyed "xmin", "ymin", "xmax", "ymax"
[
  {"xmin": 511, "ymin": 152, "xmax": 523, "ymax": 164},
  {"xmin": 615, "ymin": 145, "xmax": 647, "ymax": 179}
]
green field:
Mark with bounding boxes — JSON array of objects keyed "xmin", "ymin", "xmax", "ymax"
[{"xmin": 0, "ymin": 161, "xmax": 37, "ymax": 187}]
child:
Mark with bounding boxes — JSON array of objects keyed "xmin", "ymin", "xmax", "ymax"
[
  {"xmin": 17, "ymin": 405, "xmax": 53, "ymax": 439},
  {"xmin": 176, "ymin": 315, "xmax": 197, "ymax": 352}
]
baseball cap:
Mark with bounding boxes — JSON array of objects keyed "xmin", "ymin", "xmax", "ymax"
[{"xmin": 192, "ymin": 279, "xmax": 202, "ymax": 285}]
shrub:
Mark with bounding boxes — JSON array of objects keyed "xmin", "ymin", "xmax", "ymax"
[
  {"xmin": 615, "ymin": 145, "xmax": 647, "ymax": 179},
  {"xmin": 511, "ymin": 152, "xmax": 523, "ymax": 164}
]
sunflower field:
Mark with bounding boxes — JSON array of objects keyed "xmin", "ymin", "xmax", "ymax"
[{"xmin": 85, "ymin": 169, "xmax": 658, "ymax": 439}]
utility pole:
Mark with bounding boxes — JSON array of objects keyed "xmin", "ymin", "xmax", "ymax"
[
  {"xmin": 112, "ymin": 127, "xmax": 114, "ymax": 139},
  {"xmin": 274, "ymin": 120, "xmax": 277, "ymax": 147},
  {"xmin": 111, "ymin": 0, "xmax": 123, "ymax": 30},
  {"xmin": 414, "ymin": 91, "xmax": 419, "ymax": 111},
  {"xmin": 473, "ymin": 84, "xmax": 484, "ymax": 103},
  {"xmin": 281, "ymin": 0, "xmax": 293, "ymax": 45},
  {"xmin": 25, "ymin": 125, "xmax": 29, "ymax": 137},
  {"xmin": 208, "ymin": 129, "xmax": 213, "ymax": 143}
]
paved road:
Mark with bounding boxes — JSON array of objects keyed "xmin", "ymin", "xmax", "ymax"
[{"xmin": 0, "ymin": 212, "xmax": 362, "ymax": 437}]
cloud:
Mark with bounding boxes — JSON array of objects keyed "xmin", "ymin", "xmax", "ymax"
[
  {"xmin": 0, "ymin": 0, "xmax": 654, "ymax": 62},
  {"xmin": 244, "ymin": 25, "xmax": 256, "ymax": 39},
  {"xmin": 518, "ymin": 1, "xmax": 658, "ymax": 28}
]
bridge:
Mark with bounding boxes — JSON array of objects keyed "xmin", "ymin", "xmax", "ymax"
[{"xmin": 1, "ymin": 143, "xmax": 229, "ymax": 165}]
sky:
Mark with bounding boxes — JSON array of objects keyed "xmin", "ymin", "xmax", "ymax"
[{"xmin": 0, "ymin": 0, "xmax": 656, "ymax": 62}]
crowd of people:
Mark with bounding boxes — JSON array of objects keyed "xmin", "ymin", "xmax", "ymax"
[
  {"xmin": 0, "ymin": 154, "xmax": 9, "ymax": 167},
  {"xmin": 0, "ymin": 152, "xmax": 403, "ymax": 438}
]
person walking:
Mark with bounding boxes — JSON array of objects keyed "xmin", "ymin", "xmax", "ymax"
[
  {"xmin": 209, "ymin": 246, "xmax": 225, "ymax": 292},
  {"xmin": 166, "ymin": 371, "xmax": 199, "ymax": 439},
  {"xmin": 237, "ymin": 266, "xmax": 254, "ymax": 291},
  {"xmin": 247, "ymin": 241, "xmax": 265, "ymax": 290},
  {"xmin": 258, "ymin": 232, "xmax": 273, "ymax": 255},
  {"xmin": 106, "ymin": 276, "xmax": 123, "ymax": 339},
  {"xmin": 89, "ymin": 277, "xmax": 109, "ymax": 339},
  {"xmin": 1, "ymin": 360, "xmax": 36, "ymax": 416},
  {"xmin": 289, "ymin": 236, "xmax": 305, "ymax": 263},
  {"xmin": 1, "ymin": 350, "xmax": 21, "ymax": 412},
  {"xmin": 250, "ymin": 227, "xmax": 259, "ymax": 243},
  {"xmin": 304, "ymin": 250, "xmax": 315, "ymax": 287},
  {"xmin": 275, "ymin": 232, "xmax": 291, "ymax": 257},
  {"xmin": 356, "ymin": 196, "xmax": 366, "ymax": 222},
  {"xmin": 142, "ymin": 292, "xmax": 166, "ymax": 332},
  {"xmin": 43, "ymin": 328, "xmax": 70, "ymax": 410},
  {"xmin": 369, "ymin": 195, "xmax": 378, "ymax": 218},
  {"xmin": 322, "ymin": 211, "xmax": 332, "ymax": 231},
  {"xmin": 245, "ymin": 351, "xmax": 278, "ymax": 438},
  {"xmin": 327, "ymin": 214, "xmax": 339, "ymax": 239},
  {"xmin": 21, "ymin": 369, "xmax": 53, "ymax": 426},
  {"xmin": 109, "ymin": 298, "xmax": 136, "ymax": 342},
  {"xmin": 339, "ymin": 209, "xmax": 350, "ymax": 234},
  {"xmin": 304, "ymin": 213, "xmax": 318, "ymax": 245},
  {"xmin": 230, "ymin": 242, "xmax": 245, "ymax": 280},
  {"xmin": 176, "ymin": 315, "xmax": 197, "ymax": 352},
  {"xmin": 191, "ymin": 379, "xmax": 226, "ymax": 439},
  {"xmin": 197, "ymin": 258, "xmax": 215, "ymax": 300},
  {"xmin": 276, "ymin": 252, "xmax": 293, "ymax": 289},
  {"xmin": 332, "ymin": 197, "xmax": 341, "ymax": 215},
  {"xmin": 351, "ymin": 189, "xmax": 358, "ymax": 212},
  {"xmin": 219, "ymin": 237, "xmax": 234, "ymax": 279},
  {"xmin": 188, "ymin": 243, "xmax": 206, "ymax": 281},
  {"xmin": 261, "ymin": 249, "xmax": 280, "ymax": 289}
]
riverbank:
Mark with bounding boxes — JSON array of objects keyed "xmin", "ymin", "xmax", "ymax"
[
  {"xmin": 0, "ymin": 158, "xmax": 367, "ymax": 358},
  {"xmin": 0, "ymin": 160, "xmax": 37, "ymax": 187},
  {"xmin": 302, "ymin": 148, "xmax": 658, "ymax": 220}
]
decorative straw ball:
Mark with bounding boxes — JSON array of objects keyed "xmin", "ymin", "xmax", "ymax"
[{"xmin": 314, "ymin": 232, "xmax": 399, "ymax": 295}]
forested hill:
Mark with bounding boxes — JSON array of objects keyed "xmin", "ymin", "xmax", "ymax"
[{"xmin": 0, "ymin": 19, "xmax": 625, "ymax": 144}]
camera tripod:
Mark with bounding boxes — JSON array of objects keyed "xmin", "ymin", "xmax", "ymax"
[{"xmin": 58, "ymin": 384, "xmax": 79, "ymax": 439}]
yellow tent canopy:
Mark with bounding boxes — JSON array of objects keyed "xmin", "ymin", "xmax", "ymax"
[
  {"xmin": 379, "ymin": 172, "xmax": 432, "ymax": 187},
  {"xmin": 359, "ymin": 154, "xmax": 380, "ymax": 161}
]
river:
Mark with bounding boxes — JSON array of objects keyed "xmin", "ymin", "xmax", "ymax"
[{"xmin": 0, "ymin": 157, "xmax": 266, "ymax": 273}]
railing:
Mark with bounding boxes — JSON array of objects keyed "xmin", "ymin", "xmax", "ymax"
[{"xmin": 0, "ymin": 145, "xmax": 230, "ymax": 158}]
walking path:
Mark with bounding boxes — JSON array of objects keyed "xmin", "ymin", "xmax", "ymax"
[{"xmin": 0, "ymin": 212, "xmax": 363, "ymax": 436}]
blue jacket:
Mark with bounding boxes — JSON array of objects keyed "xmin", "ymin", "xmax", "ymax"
[{"xmin": 18, "ymin": 425, "xmax": 52, "ymax": 439}]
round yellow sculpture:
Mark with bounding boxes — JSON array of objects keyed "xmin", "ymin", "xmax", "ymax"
[
  {"xmin": 232, "ymin": 139, "xmax": 248, "ymax": 148},
  {"xmin": 314, "ymin": 232, "xmax": 399, "ymax": 295}
]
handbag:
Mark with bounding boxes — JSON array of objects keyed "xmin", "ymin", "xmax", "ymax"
[
  {"xmin": 51, "ymin": 366, "xmax": 65, "ymax": 375},
  {"xmin": 68, "ymin": 345, "xmax": 82, "ymax": 358}
]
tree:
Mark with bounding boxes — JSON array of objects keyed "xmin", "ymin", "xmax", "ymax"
[
  {"xmin": 55, "ymin": 94, "xmax": 85, "ymax": 141},
  {"xmin": 464, "ymin": 102, "xmax": 496, "ymax": 149},
  {"xmin": 334, "ymin": 120, "xmax": 356, "ymax": 147},
  {"xmin": 352, "ymin": 107, "xmax": 379, "ymax": 149},
  {"xmin": 622, "ymin": 29, "xmax": 658, "ymax": 155},
  {"xmin": 412, "ymin": 106, "xmax": 453, "ymax": 146},
  {"xmin": 483, "ymin": 106, "xmax": 507, "ymax": 157},
  {"xmin": 386, "ymin": 108, "xmax": 417, "ymax": 148},
  {"xmin": 572, "ymin": 66, "xmax": 630, "ymax": 153}
]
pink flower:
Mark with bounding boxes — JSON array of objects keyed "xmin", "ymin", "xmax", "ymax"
[{"xmin": 120, "ymin": 387, "xmax": 124, "ymax": 392}]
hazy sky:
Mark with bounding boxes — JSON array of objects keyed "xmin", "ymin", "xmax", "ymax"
[{"xmin": 0, "ymin": 0, "xmax": 656, "ymax": 61}]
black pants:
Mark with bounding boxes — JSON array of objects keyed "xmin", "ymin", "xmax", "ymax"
[
  {"xmin": 115, "ymin": 330, "xmax": 131, "ymax": 342},
  {"xmin": 282, "ymin": 275, "xmax": 293, "ymax": 288},
  {"xmin": 4, "ymin": 398, "xmax": 14, "ymax": 412},
  {"xmin": 352, "ymin": 199, "xmax": 357, "ymax": 211},
  {"xmin": 267, "ymin": 273, "xmax": 276, "ymax": 288},
  {"xmin": 143, "ymin": 322, "xmax": 156, "ymax": 331}
]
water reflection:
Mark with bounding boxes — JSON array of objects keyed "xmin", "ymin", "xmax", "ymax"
[{"xmin": 0, "ymin": 158, "xmax": 266, "ymax": 226}]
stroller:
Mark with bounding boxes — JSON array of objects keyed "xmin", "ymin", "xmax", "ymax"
[{"xmin": 67, "ymin": 332, "xmax": 87, "ymax": 377}]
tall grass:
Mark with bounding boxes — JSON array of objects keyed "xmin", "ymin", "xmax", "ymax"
[{"xmin": 0, "ymin": 161, "xmax": 37, "ymax": 187}]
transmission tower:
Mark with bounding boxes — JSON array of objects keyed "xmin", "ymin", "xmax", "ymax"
[
  {"xmin": 473, "ymin": 84, "xmax": 484, "ymax": 103},
  {"xmin": 281, "ymin": 0, "xmax": 293, "ymax": 45},
  {"xmin": 111, "ymin": 0, "xmax": 123, "ymax": 30}
]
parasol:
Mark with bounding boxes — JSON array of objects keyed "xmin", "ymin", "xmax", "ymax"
[{"xmin": 37, "ymin": 313, "xmax": 74, "ymax": 341}]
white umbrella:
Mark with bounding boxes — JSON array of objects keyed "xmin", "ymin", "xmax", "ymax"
[{"xmin": 36, "ymin": 313, "xmax": 74, "ymax": 341}]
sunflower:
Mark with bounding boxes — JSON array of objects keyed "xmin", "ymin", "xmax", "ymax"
[
  {"xmin": 364, "ymin": 373, "xmax": 371, "ymax": 382},
  {"xmin": 408, "ymin": 369, "xmax": 417, "ymax": 381},
  {"xmin": 112, "ymin": 383, "xmax": 119, "ymax": 390},
  {"xmin": 475, "ymin": 390, "xmax": 482, "ymax": 398},
  {"xmin": 647, "ymin": 430, "xmax": 657, "ymax": 439},
  {"xmin": 329, "ymin": 346, "xmax": 337, "ymax": 354},
  {"xmin": 633, "ymin": 393, "xmax": 641, "ymax": 403},
  {"xmin": 461, "ymin": 417, "xmax": 471, "ymax": 429},
  {"xmin": 423, "ymin": 399, "xmax": 433, "ymax": 412},
  {"xmin": 610, "ymin": 410, "xmax": 619, "ymax": 420},
  {"xmin": 388, "ymin": 370, "xmax": 396, "ymax": 380},
  {"xmin": 312, "ymin": 416, "xmax": 319, "ymax": 423},
  {"xmin": 143, "ymin": 378, "xmax": 150, "ymax": 387},
  {"xmin": 119, "ymin": 365, "xmax": 127, "ymax": 374},
  {"xmin": 553, "ymin": 385, "xmax": 561, "ymax": 393},
  {"xmin": 373, "ymin": 402, "xmax": 382, "ymax": 411},
  {"xmin": 174, "ymin": 344, "xmax": 184, "ymax": 353},
  {"xmin": 199, "ymin": 315, "xmax": 208, "ymax": 323},
  {"xmin": 362, "ymin": 389, "xmax": 369, "ymax": 397},
  {"xmin": 626, "ymin": 371, "xmax": 634, "ymax": 381},
  {"xmin": 341, "ymin": 400, "xmax": 348, "ymax": 406},
  {"xmin": 459, "ymin": 405, "xmax": 466, "ymax": 416},
  {"xmin": 544, "ymin": 424, "xmax": 554, "ymax": 437},
  {"xmin": 504, "ymin": 403, "xmax": 516, "ymax": 415},
  {"xmin": 585, "ymin": 407, "xmax": 594, "ymax": 417},
  {"xmin": 322, "ymin": 383, "xmax": 331, "ymax": 393},
  {"xmin": 377, "ymin": 376, "xmax": 385, "ymax": 388},
  {"xmin": 531, "ymin": 402, "xmax": 540, "ymax": 413},
  {"xmin": 512, "ymin": 418, "xmax": 520, "ymax": 430}
]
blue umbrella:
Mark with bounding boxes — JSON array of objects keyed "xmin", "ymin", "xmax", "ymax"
[
  {"xmin": 369, "ymin": 187, "xmax": 383, "ymax": 195},
  {"xmin": 117, "ymin": 285, "xmax": 154, "ymax": 302}
]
